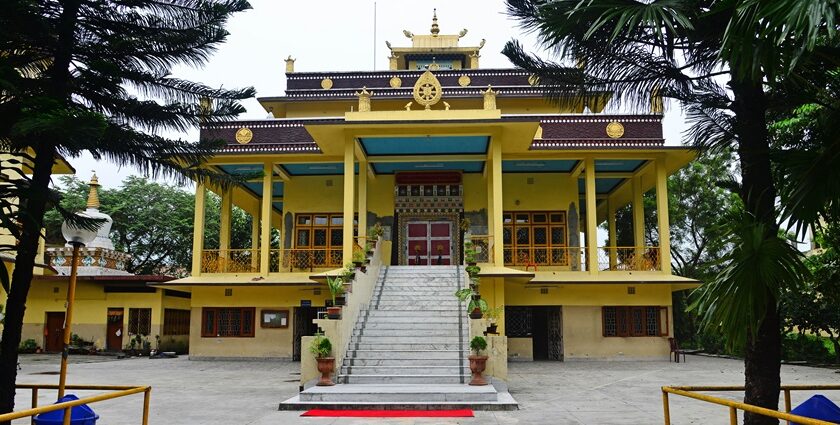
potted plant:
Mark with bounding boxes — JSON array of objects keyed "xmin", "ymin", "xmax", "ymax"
[
  {"xmin": 310, "ymin": 334, "xmax": 335, "ymax": 386},
  {"xmin": 455, "ymin": 287, "xmax": 487, "ymax": 319},
  {"xmin": 460, "ymin": 217, "xmax": 471, "ymax": 235},
  {"xmin": 484, "ymin": 305, "xmax": 504, "ymax": 335},
  {"xmin": 326, "ymin": 276, "xmax": 344, "ymax": 319},
  {"xmin": 468, "ymin": 336, "xmax": 489, "ymax": 386},
  {"xmin": 342, "ymin": 262, "xmax": 356, "ymax": 282},
  {"xmin": 364, "ymin": 241, "xmax": 374, "ymax": 257},
  {"xmin": 369, "ymin": 222, "xmax": 384, "ymax": 240},
  {"xmin": 465, "ymin": 265, "xmax": 481, "ymax": 278},
  {"xmin": 464, "ymin": 241, "xmax": 478, "ymax": 266},
  {"xmin": 352, "ymin": 250, "xmax": 367, "ymax": 273}
]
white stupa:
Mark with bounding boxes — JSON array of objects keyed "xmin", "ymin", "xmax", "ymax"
[{"xmin": 47, "ymin": 173, "xmax": 131, "ymax": 276}]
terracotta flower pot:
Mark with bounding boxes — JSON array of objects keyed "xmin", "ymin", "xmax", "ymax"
[
  {"xmin": 316, "ymin": 357, "xmax": 335, "ymax": 386},
  {"xmin": 327, "ymin": 306, "xmax": 342, "ymax": 319},
  {"xmin": 468, "ymin": 355, "xmax": 489, "ymax": 386},
  {"xmin": 469, "ymin": 307, "xmax": 483, "ymax": 319}
]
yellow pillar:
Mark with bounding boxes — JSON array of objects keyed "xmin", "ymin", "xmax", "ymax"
[
  {"xmin": 584, "ymin": 157, "xmax": 598, "ymax": 274},
  {"xmin": 358, "ymin": 158, "xmax": 368, "ymax": 245},
  {"xmin": 485, "ymin": 159, "xmax": 494, "ymax": 264},
  {"xmin": 342, "ymin": 136, "xmax": 356, "ymax": 265},
  {"xmin": 655, "ymin": 158, "xmax": 672, "ymax": 274},
  {"xmin": 250, "ymin": 211, "xmax": 260, "ymax": 270},
  {"xmin": 191, "ymin": 182, "xmax": 206, "ymax": 276},
  {"xmin": 632, "ymin": 176, "xmax": 646, "ymax": 263},
  {"xmin": 219, "ymin": 188, "xmax": 232, "ymax": 252},
  {"xmin": 490, "ymin": 136, "xmax": 504, "ymax": 265},
  {"xmin": 607, "ymin": 201, "xmax": 617, "ymax": 270},
  {"xmin": 494, "ymin": 278, "xmax": 505, "ymax": 335},
  {"xmin": 260, "ymin": 162, "xmax": 273, "ymax": 276}
]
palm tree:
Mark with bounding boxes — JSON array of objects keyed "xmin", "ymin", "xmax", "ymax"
[
  {"xmin": 503, "ymin": 1, "xmax": 838, "ymax": 423},
  {"xmin": 0, "ymin": 0, "xmax": 254, "ymax": 420}
]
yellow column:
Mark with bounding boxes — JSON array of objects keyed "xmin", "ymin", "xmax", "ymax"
[
  {"xmin": 260, "ymin": 162, "xmax": 273, "ymax": 276},
  {"xmin": 342, "ymin": 136, "xmax": 356, "ymax": 265},
  {"xmin": 632, "ymin": 175, "xmax": 646, "ymax": 264},
  {"xmin": 219, "ymin": 188, "xmax": 232, "ymax": 252},
  {"xmin": 490, "ymin": 136, "xmax": 504, "ymax": 265},
  {"xmin": 485, "ymin": 159, "xmax": 494, "ymax": 264},
  {"xmin": 655, "ymin": 158, "xmax": 672, "ymax": 273},
  {"xmin": 494, "ymin": 278, "xmax": 505, "ymax": 335},
  {"xmin": 358, "ymin": 158, "xmax": 368, "ymax": 245},
  {"xmin": 607, "ymin": 201, "xmax": 617, "ymax": 270},
  {"xmin": 250, "ymin": 211, "xmax": 260, "ymax": 271},
  {"xmin": 191, "ymin": 182, "xmax": 206, "ymax": 276},
  {"xmin": 584, "ymin": 157, "xmax": 598, "ymax": 274}
]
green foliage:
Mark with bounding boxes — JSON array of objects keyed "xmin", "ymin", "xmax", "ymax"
[
  {"xmin": 326, "ymin": 276, "xmax": 344, "ymax": 305},
  {"xmin": 690, "ymin": 211, "xmax": 810, "ymax": 351},
  {"xmin": 368, "ymin": 222, "xmax": 384, "ymax": 240},
  {"xmin": 782, "ymin": 333, "xmax": 835, "ymax": 364},
  {"xmin": 341, "ymin": 263, "xmax": 355, "ymax": 283},
  {"xmin": 468, "ymin": 297, "xmax": 488, "ymax": 315},
  {"xmin": 465, "ymin": 265, "xmax": 480, "ymax": 277},
  {"xmin": 454, "ymin": 288, "xmax": 473, "ymax": 302},
  {"xmin": 309, "ymin": 334, "xmax": 332, "ymax": 359},
  {"xmin": 464, "ymin": 242, "xmax": 478, "ymax": 264},
  {"xmin": 469, "ymin": 336, "xmax": 487, "ymax": 355},
  {"xmin": 352, "ymin": 249, "xmax": 365, "ymax": 263},
  {"xmin": 18, "ymin": 339, "xmax": 37, "ymax": 353},
  {"xmin": 484, "ymin": 305, "xmax": 504, "ymax": 322}
]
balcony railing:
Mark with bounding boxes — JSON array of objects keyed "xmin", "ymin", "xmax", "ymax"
[
  {"xmin": 504, "ymin": 246, "xmax": 588, "ymax": 270},
  {"xmin": 200, "ymin": 249, "xmax": 259, "ymax": 273},
  {"xmin": 598, "ymin": 246, "xmax": 661, "ymax": 271},
  {"xmin": 270, "ymin": 248, "xmax": 343, "ymax": 272}
]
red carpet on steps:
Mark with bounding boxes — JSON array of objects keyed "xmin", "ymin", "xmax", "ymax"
[{"xmin": 301, "ymin": 409, "xmax": 474, "ymax": 418}]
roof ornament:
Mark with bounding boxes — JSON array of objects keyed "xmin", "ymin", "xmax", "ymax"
[
  {"xmin": 430, "ymin": 9, "xmax": 440, "ymax": 36},
  {"xmin": 86, "ymin": 172, "xmax": 101, "ymax": 209},
  {"xmin": 284, "ymin": 55, "xmax": 295, "ymax": 73},
  {"xmin": 413, "ymin": 70, "xmax": 443, "ymax": 110},
  {"xmin": 459, "ymin": 28, "xmax": 468, "ymax": 38},
  {"xmin": 483, "ymin": 85, "xmax": 497, "ymax": 110},
  {"xmin": 356, "ymin": 87, "xmax": 372, "ymax": 112},
  {"xmin": 403, "ymin": 29, "xmax": 414, "ymax": 39}
]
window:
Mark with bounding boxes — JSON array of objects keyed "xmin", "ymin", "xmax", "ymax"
[
  {"xmin": 602, "ymin": 306, "xmax": 668, "ymax": 337},
  {"xmin": 127, "ymin": 308, "xmax": 151, "ymax": 335},
  {"xmin": 163, "ymin": 309, "xmax": 191, "ymax": 335},
  {"xmin": 293, "ymin": 213, "xmax": 356, "ymax": 268},
  {"xmin": 201, "ymin": 307, "xmax": 255, "ymax": 337},
  {"xmin": 503, "ymin": 211, "xmax": 568, "ymax": 266}
]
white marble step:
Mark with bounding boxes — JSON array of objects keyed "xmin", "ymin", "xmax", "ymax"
[
  {"xmin": 341, "ymin": 374, "xmax": 465, "ymax": 385},
  {"xmin": 348, "ymin": 349, "xmax": 466, "ymax": 359},
  {"xmin": 364, "ymin": 305, "xmax": 461, "ymax": 311},
  {"xmin": 356, "ymin": 322, "xmax": 465, "ymax": 330},
  {"xmin": 344, "ymin": 358, "xmax": 468, "ymax": 367},
  {"xmin": 350, "ymin": 335, "xmax": 461, "ymax": 344},
  {"xmin": 354, "ymin": 329, "xmax": 464, "ymax": 337},
  {"xmin": 340, "ymin": 365, "xmax": 468, "ymax": 375},
  {"xmin": 297, "ymin": 383, "xmax": 497, "ymax": 403}
]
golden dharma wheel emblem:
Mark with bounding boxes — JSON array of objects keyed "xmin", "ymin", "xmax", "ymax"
[
  {"xmin": 458, "ymin": 75, "xmax": 471, "ymax": 87},
  {"xmin": 413, "ymin": 70, "xmax": 443, "ymax": 110},
  {"xmin": 528, "ymin": 74, "xmax": 540, "ymax": 86},
  {"xmin": 389, "ymin": 76, "xmax": 402, "ymax": 88},
  {"xmin": 235, "ymin": 127, "xmax": 253, "ymax": 144},
  {"xmin": 606, "ymin": 121, "xmax": 625, "ymax": 139},
  {"xmin": 320, "ymin": 78, "xmax": 333, "ymax": 90}
]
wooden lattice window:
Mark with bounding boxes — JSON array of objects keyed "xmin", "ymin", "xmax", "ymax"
[
  {"xmin": 163, "ymin": 309, "xmax": 191, "ymax": 335},
  {"xmin": 293, "ymin": 213, "xmax": 357, "ymax": 267},
  {"xmin": 127, "ymin": 308, "xmax": 151, "ymax": 335},
  {"xmin": 503, "ymin": 211, "xmax": 567, "ymax": 266},
  {"xmin": 602, "ymin": 306, "xmax": 668, "ymax": 337},
  {"xmin": 201, "ymin": 307, "xmax": 255, "ymax": 338}
]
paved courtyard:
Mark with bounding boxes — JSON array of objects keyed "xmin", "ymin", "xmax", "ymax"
[{"xmin": 11, "ymin": 354, "xmax": 840, "ymax": 424}]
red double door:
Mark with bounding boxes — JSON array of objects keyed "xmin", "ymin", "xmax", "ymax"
[{"xmin": 407, "ymin": 221, "xmax": 453, "ymax": 265}]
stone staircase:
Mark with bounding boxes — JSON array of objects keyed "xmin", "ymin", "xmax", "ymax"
[
  {"xmin": 282, "ymin": 265, "xmax": 518, "ymax": 410},
  {"xmin": 339, "ymin": 265, "xmax": 469, "ymax": 384}
]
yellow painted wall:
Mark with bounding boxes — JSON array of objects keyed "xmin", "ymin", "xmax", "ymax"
[
  {"xmin": 562, "ymin": 305, "xmax": 671, "ymax": 360},
  {"xmin": 367, "ymin": 174, "xmax": 395, "ymax": 218},
  {"xmin": 504, "ymin": 282, "xmax": 672, "ymax": 306},
  {"xmin": 462, "ymin": 174, "xmax": 488, "ymax": 212},
  {"xmin": 188, "ymin": 286, "xmax": 331, "ymax": 359},
  {"xmin": 282, "ymin": 175, "xmax": 345, "ymax": 213},
  {"xmin": 508, "ymin": 338, "xmax": 533, "ymax": 361},
  {"xmin": 20, "ymin": 280, "xmax": 193, "ymax": 351},
  {"xmin": 502, "ymin": 173, "xmax": 578, "ymax": 212}
]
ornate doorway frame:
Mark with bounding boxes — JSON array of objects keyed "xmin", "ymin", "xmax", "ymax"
[{"xmin": 397, "ymin": 212, "xmax": 461, "ymax": 265}]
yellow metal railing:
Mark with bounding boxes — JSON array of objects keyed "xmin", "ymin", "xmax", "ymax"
[
  {"xmin": 271, "ymin": 248, "xmax": 342, "ymax": 272},
  {"xmin": 467, "ymin": 235, "xmax": 493, "ymax": 264},
  {"xmin": 599, "ymin": 246, "xmax": 661, "ymax": 271},
  {"xmin": 1, "ymin": 384, "xmax": 150, "ymax": 425},
  {"xmin": 662, "ymin": 385, "xmax": 840, "ymax": 425},
  {"xmin": 200, "ymin": 249, "xmax": 259, "ymax": 273},
  {"xmin": 503, "ymin": 246, "xmax": 588, "ymax": 270}
]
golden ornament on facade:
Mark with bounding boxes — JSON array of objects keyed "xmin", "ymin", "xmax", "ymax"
[
  {"xmin": 458, "ymin": 75, "xmax": 471, "ymax": 87},
  {"xmin": 528, "ymin": 75, "xmax": 540, "ymax": 86},
  {"xmin": 235, "ymin": 127, "xmax": 253, "ymax": 144},
  {"xmin": 413, "ymin": 69, "xmax": 443, "ymax": 110},
  {"xmin": 320, "ymin": 78, "xmax": 333, "ymax": 90},
  {"xmin": 389, "ymin": 76, "xmax": 402, "ymax": 88},
  {"xmin": 606, "ymin": 121, "xmax": 625, "ymax": 139}
]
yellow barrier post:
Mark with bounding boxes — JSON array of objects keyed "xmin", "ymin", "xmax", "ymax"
[
  {"xmin": 729, "ymin": 406, "xmax": 737, "ymax": 425},
  {"xmin": 0, "ymin": 385, "xmax": 150, "ymax": 423},
  {"xmin": 142, "ymin": 388, "xmax": 151, "ymax": 425},
  {"xmin": 661, "ymin": 390, "xmax": 671, "ymax": 425},
  {"xmin": 784, "ymin": 389, "xmax": 792, "ymax": 425},
  {"xmin": 30, "ymin": 388, "xmax": 38, "ymax": 425}
]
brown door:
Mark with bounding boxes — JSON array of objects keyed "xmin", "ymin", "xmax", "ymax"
[
  {"xmin": 106, "ymin": 308, "xmax": 124, "ymax": 351},
  {"xmin": 44, "ymin": 312, "xmax": 65, "ymax": 353},
  {"xmin": 407, "ymin": 221, "xmax": 452, "ymax": 265}
]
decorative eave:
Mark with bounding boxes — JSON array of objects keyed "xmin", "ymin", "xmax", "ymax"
[{"xmin": 530, "ymin": 139, "xmax": 666, "ymax": 150}]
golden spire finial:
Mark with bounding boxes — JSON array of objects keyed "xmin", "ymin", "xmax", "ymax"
[
  {"xmin": 87, "ymin": 171, "xmax": 101, "ymax": 209},
  {"xmin": 430, "ymin": 9, "xmax": 439, "ymax": 36}
]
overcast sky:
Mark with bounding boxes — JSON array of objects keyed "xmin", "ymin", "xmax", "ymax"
[{"xmin": 69, "ymin": 0, "xmax": 687, "ymax": 188}]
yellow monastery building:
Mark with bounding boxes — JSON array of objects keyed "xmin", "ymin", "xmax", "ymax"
[{"xmin": 159, "ymin": 16, "xmax": 698, "ymax": 364}]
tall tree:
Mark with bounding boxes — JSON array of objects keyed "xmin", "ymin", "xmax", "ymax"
[
  {"xmin": 0, "ymin": 0, "xmax": 254, "ymax": 419},
  {"xmin": 503, "ymin": 1, "xmax": 834, "ymax": 422}
]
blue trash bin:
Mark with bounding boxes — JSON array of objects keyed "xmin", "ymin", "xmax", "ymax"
[
  {"xmin": 33, "ymin": 394, "xmax": 99, "ymax": 425},
  {"xmin": 791, "ymin": 394, "xmax": 840, "ymax": 425}
]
